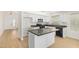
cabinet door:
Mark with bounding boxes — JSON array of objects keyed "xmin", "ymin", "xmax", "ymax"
[{"xmin": 35, "ymin": 32, "xmax": 55, "ymax": 48}]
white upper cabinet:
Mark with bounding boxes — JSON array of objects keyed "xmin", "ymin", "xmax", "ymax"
[{"xmin": 23, "ymin": 11, "xmax": 49, "ymax": 16}]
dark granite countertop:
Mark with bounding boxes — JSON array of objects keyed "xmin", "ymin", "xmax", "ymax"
[
  {"xmin": 28, "ymin": 28, "xmax": 59, "ymax": 36},
  {"xmin": 31, "ymin": 24, "xmax": 67, "ymax": 28}
]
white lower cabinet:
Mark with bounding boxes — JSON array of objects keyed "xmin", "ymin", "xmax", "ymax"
[
  {"xmin": 28, "ymin": 32, "xmax": 55, "ymax": 48},
  {"xmin": 63, "ymin": 28, "xmax": 67, "ymax": 38}
]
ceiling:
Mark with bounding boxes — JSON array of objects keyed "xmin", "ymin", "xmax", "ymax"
[
  {"xmin": 40, "ymin": 11, "xmax": 79, "ymax": 16},
  {"xmin": 23, "ymin": 11, "xmax": 79, "ymax": 16}
]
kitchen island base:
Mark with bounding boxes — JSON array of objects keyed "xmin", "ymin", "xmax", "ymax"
[{"xmin": 28, "ymin": 32, "xmax": 55, "ymax": 48}]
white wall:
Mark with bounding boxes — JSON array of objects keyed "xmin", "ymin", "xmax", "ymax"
[
  {"xmin": 17, "ymin": 11, "xmax": 22, "ymax": 39},
  {"xmin": 0, "ymin": 12, "xmax": 4, "ymax": 37},
  {"xmin": 3, "ymin": 11, "xmax": 19, "ymax": 30},
  {"xmin": 66, "ymin": 14, "xmax": 79, "ymax": 39}
]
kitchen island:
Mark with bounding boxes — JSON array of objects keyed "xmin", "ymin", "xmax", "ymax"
[
  {"xmin": 28, "ymin": 28, "xmax": 58, "ymax": 48},
  {"xmin": 31, "ymin": 24, "xmax": 67, "ymax": 38}
]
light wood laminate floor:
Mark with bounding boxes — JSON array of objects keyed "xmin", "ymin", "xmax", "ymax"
[{"xmin": 0, "ymin": 29, "xmax": 79, "ymax": 48}]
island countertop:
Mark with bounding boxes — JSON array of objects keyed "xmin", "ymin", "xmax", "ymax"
[
  {"xmin": 28, "ymin": 28, "xmax": 59, "ymax": 36},
  {"xmin": 31, "ymin": 24, "xmax": 67, "ymax": 28}
]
